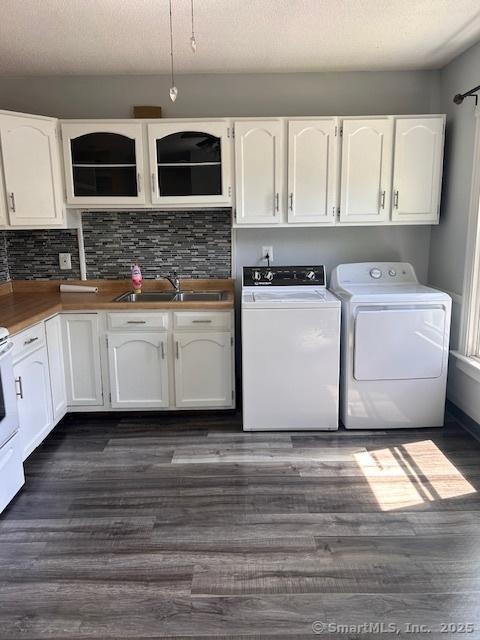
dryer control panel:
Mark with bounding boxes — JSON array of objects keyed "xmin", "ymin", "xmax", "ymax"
[
  {"xmin": 330, "ymin": 263, "xmax": 418, "ymax": 288},
  {"xmin": 243, "ymin": 265, "xmax": 326, "ymax": 287}
]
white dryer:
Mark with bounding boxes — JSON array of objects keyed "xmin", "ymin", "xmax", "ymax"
[
  {"xmin": 330, "ymin": 263, "xmax": 451, "ymax": 429},
  {"xmin": 242, "ymin": 265, "xmax": 341, "ymax": 431}
]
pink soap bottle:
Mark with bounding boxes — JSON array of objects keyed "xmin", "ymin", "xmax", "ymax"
[{"xmin": 131, "ymin": 263, "xmax": 143, "ymax": 294}]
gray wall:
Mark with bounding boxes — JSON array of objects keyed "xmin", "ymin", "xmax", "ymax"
[
  {"xmin": 234, "ymin": 226, "xmax": 431, "ymax": 284},
  {"xmin": 427, "ymin": 40, "xmax": 480, "ymax": 422},
  {"xmin": 0, "ymin": 70, "xmax": 439, "ymax": 119}
]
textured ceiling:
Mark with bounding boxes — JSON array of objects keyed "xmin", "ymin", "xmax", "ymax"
[{"xmin": 0, "ymin": 0, "xmax": 479, "ymax": 76}]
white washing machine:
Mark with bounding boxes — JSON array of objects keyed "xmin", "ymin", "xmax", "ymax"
[
  {"xmin": 330, "ymin": 262, "xmax": 452, "ymax": 429},
  {"xmin": 242, "ymin": 265, "xmax": 341, "ymax": 431}
]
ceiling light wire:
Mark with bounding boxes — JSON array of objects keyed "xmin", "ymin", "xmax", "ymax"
[{"xmin": 168, "ymin": 0, "xmax": 178, "ymax": 102}]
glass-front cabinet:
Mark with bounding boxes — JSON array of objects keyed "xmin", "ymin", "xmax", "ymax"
[
  {"xmin": 62, "ymin": 123, "xmax": 145, "ymax": 205},
  {"xmin": 147, "ymin": 121, "xmax": 231, "ymax": 206}
]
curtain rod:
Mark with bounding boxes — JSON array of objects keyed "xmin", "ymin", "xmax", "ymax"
[{"xmin": 454, "ymin": 84, "xmax": 480, "ymax": 106}]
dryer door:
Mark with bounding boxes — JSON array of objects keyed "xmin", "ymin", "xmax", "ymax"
[{"xmin": 354, "ymin": 305, "xmax": 447, "ymax": 381}]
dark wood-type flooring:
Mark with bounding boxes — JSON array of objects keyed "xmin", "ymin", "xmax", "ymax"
[{"xmin": 1, "ymin": 412, "xmax": 480, "ymax": 638}]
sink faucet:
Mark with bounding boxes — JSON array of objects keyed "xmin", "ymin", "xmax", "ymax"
[{"xmin": 163, "ymin": 274, "xmax": 181, "ymax": 292}]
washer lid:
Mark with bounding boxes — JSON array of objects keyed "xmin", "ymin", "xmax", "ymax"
[
  {"xmin": 253, "ymin": 290, "xmax": 326, "ymax": 302},
  {"xmin": 242, "ymin": 287, "xmax": 340, "ymax": 308}
]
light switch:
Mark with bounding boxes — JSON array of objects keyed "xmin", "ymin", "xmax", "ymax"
[{"xmin": 59, "ymin": 253, "xmax": 72, "ymax": 270}]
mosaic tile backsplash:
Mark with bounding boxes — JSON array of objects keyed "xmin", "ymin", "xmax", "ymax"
[
  {"xmin": 0, "ymin": 232, "xmax": 9, "ymax": 281},
  {"xmin": 6, "ymin": 230, "xmax": 81, "ymax": 280},
  {"xmin": 82, "ymin": 210, "xmax": 232, "ymax": 279},
  {"xmin": 1, "ymin": 210, "xmax": 232, "ymax": 281}
]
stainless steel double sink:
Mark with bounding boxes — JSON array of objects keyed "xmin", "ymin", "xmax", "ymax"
[{"xmin": 114, "ymin": 290, "xmax": 228, "ymax": 303}]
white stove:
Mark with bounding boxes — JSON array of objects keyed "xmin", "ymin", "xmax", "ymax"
[
  {"xmin": 0, "ymin": 328, "xmax": 24, "ymax": 513},
  {"xmin": 241, "ymin": 266, "xmax": 341, "ymax": 431}
]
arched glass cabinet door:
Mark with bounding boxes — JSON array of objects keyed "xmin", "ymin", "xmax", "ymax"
[
  {"xmin": 148, "ymin": 121, "xmax": 231, "ymax": 205},
  {"xmin": 62, "ymin": 123, "xmax": 145, "ymax": 205}
]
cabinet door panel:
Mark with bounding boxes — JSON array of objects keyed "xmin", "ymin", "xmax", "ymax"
[
  {"xmin": 340, "ymin": 119, "xmax": 392, "ymax": 223},
  {"xmin": 235, "ymin": 121, "xmax": 282, "ymax": 224},
  {"xmin": 148, "ymin": 121, "xmax": 231, "ymax": 205},
  {"xmin": 108, "ymin": 333, "xmax": 169, "ymax": 409},
  {"xmin": 0, "ymin": 116, "xmax": 63, "ymax": 227},
  {"xmin": 14, "ymin": 347, "xmax": 53, "ymax": 460},
  {"xmin": 62, "ymin": 314, "xmax": 103, "ymax": 406},
  {"xmin": 174, "ymin": 332, "xmax": 233, "ymax": 408},
  {"xmin": 392, "ymin": 117, "xmax": 444, "ymax": 223},
  {"xmin": 45, "ymin": 316, "xmax": 67, "ymax": 424},
  {"xmin": 288, "ymin": 120, "xmax": 337, "ymax": 224},
  {"xmin": 62, "ymin": 123, "xmax": 145, "ymax": 206}
]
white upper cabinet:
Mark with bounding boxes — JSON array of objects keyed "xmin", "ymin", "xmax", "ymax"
[
  {"xmin": 0, "ymin": 113, "xmax": 64, "ymax": 228},
  {"xmin": 148, "ymin": 121, "xmax": 231, "ymax": 206},
  {"xmin": 234, "ymin": 120, "xmax": 283, "ymax": 225},
  {"xmin": 340, "ymin": 118, "xmax": 393, "ymax": 224},
  {"xmin": 287, "ymin": 119, "xmax": 338, "ymax": 224},
  {"xmin": 108, "ymin": 332, "xmax": 169, "ymax": 409},
  {"xmin": 62, "ymin": 122, "xmax": 145, "ymax": 206},
  {"xmin": 391, "ymin": 117, "xmax": 445, "ymax": 224}
]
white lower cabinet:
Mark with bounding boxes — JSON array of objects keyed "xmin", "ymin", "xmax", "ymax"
[
  {"xmin": 174, "ymin": 331, "xmax": 233, "ymax": 408},
  {"xmin": 14, "ymin": 346, "xmax": 53, "ymax": 460},
  {"xmin": 62, "ymin": 314, "xmax": 104, "ymax": 407},
  {"xmin": 108, "ymin": 332, "xmax": 169, "ymax": 409},
  {"xmin": 45, "ymin": 315, "xmax": 67, "ymax": 423}
]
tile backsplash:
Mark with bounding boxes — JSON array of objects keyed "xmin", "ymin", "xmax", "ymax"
[
  {"xmin": 0, "ymin": 232, "xmax": 9, "ymax": 281},
  {"xmin": 82, "ymin": 210, "xmax": 232, "ymax": 279},
  {"xmin": 1, "ymin": 210, "xmax": 232, "ymax": 281},
  {"xmin": 6, "ymin": 229, "xmax": 81, "ymax": 280}
]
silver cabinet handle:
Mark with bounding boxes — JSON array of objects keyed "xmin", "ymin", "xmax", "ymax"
[
  {"xmin": 137, "ymin": 172, "xmax": 142, "ymax": 194},
  {"xmin": 9, "ymin": 192, "xmax": 16, "ymax": 212},
  {"xmin": 151, "ymin": 173, "xmax": 156, "ymax": 195},
  {"xmin": 380, "ymin": 190, "xmax": 386, "ymax": 209},
  {"xmin": 192, "ymin": 319, "xmax": 212, "ymax": 324},
  {"xmin": 24, "ymin": 337, "xmax": 39, "ymax": 346},
  {"xmin": 161, "ymin": 341, "xmax": 165, "ymax": 359},
  {"xmin": 275, "ymin": 193, "xmax": 279, "ymax": 212},
  {"xmin": 15, "ymin": 376, "xmax": 23, "ymax": 400},
  {"xmin": 126, "ymin": 320, "xmax": 146, "ymax": 324},
  {"xmin": 175, "ymin": 341, "xmax": 179, "ymax": 359},
  {"xmin": 289, "ymin": 193, "xmax": 293, "ymax": 211},
  {"xmin": 394, "ymin": 190, "xmax": 399, "ymax": 208}
]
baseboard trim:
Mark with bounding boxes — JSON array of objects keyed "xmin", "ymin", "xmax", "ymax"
[{"xmin": 447, "ymin": 399, "xmax": 480, "ymax": 443}]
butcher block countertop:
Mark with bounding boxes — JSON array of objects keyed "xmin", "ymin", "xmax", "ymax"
[{"xmin": 0, "ymin": 279, "xmax": 235, "ymax": 335}]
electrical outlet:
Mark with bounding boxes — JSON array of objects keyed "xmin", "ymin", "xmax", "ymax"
[
  {"xmin": 59, "ymin": 253, "xmax": 72, "ymax": 270},
  {"xmin": 262, "ymin": 246, "xmax": 274, "ymax": 263}
]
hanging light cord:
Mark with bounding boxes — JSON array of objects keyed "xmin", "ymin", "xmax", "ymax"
[
  {"xmin": 169, "ymin": 0, "xmax": 175, "ymax": 88},
  {"xmin": 191, "ymin": 0, "xmax": 195, "ymax": 40}
]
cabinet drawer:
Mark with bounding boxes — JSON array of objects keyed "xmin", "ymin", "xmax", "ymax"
[
  {"xmin": 12, "ymin": 322, "xmax": 46, "ymax": 362},
  {"xmin": 108, "ymin": 312, "xmax": 169, "ymax": 331},
  {"xmin": 174, "ymin": 311, "xmax": 232, "ymax": 330}
]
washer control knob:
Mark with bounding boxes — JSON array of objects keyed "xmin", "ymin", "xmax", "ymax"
[
  {"xmin": 265, "ymin": 271, "xmax": 274, "ymax": 281},
  {"xmin": 388, "ymin": 269, "xmax": 397, "ymax": 277},
  {"xmin": 306, "ymin": 271, "xmax": 316, "ymax": 280},
  {"xmin": 370, "ymin": 268, "xmax": 382, "ymax": 279},
  {"xmin": 253, "ymin": 270, "xmax": 262, "ymax": 281}
]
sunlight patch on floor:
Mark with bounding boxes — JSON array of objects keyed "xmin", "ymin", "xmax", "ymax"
[{"xmin": 354, "ymin": 440, "xmax": 477, "ymax": 511}]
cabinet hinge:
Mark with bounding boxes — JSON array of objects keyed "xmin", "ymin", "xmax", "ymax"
[
  {"xmin": 334, "ymin": 126, "xmax": 338, "ymax": 137},
  {"xmin": 339, "ymin": 126, "xmax": 343, "ymax": 136},
  {"xmin": 227, "ymin": 127, "xmax": 230, "ymax": 138},
  {"xmin": 230, "ymin": 336, "xmax": 234, "ymax": 346},
  {"xmin": 105, "ymin": 336, "xmax": 108, "ymax": 348},
  {"xmin": 228, "ymin": 186, "xmax": 232, "ymax": 198},
  {"xmin": 232, "ymin": 127, "xmax": 235, "ymax": 139}
]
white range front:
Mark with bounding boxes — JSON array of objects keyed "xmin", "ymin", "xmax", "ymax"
[
  {"xmin": 330, "ymin": 262, "xmax": 452, "ymax": 429},
  {"xmin": 0, "ymin": 327, "xmax": 25, "ymax": 513},
  {"xmin": 242, "ymin": 266, "xmax": 341, "ymax": 431}
]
